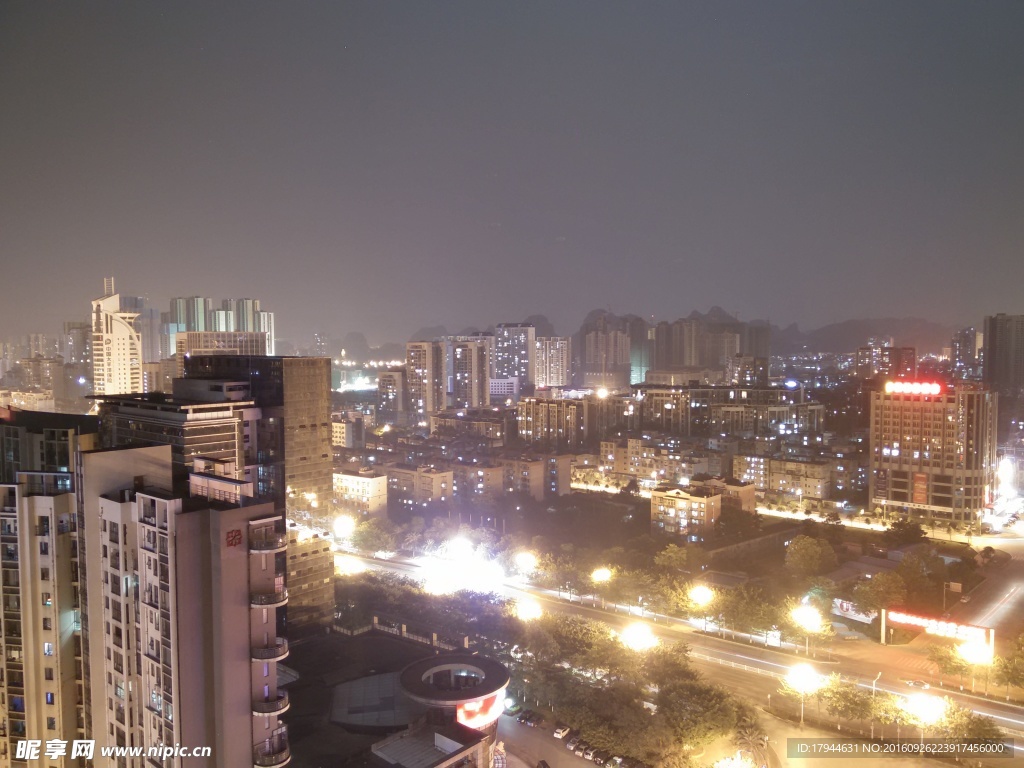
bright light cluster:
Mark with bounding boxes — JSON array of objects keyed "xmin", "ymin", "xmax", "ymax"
[
  {"xmin": 884, "ymin": 381, "xmax": 942, "ymax": 395},
  {"xmin": 514, "ymin": 597, "xmax": 543, "ymax": 621},
  {"xmin": 617, "ymin": 622, "xmax": 659, "ymax": 651},
  {"xmin": 417, "ymin": 537, "xmax": 506, "ymax": 595}
]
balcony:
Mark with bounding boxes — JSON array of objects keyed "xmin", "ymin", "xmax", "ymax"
[
  {"xmin": 250, "ymin": 588, "xmax": 288, "ymax": 608},
  {"xmin": 249, "ymin": 533, "xmax": 287, "ymax": 554},
  {"xmin": 253, "ymin": 735, "xmax": 291, "ymax": 768},
  {"xmin": 252, "ymin": 691, "xmax": 290, "ymax": 716},
  {"xmin": 251, "ymin": 638, "xmax": 289, "ymax": 662}
]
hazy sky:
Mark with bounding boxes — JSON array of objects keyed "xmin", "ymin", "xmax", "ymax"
[{"xmin": 2, "ymin": 2, "xmax": 1023, "ymax": 345}]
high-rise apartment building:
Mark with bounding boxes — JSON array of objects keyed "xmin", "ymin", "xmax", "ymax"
[
  {"xmin": 516, "ymin": 397, "xmax": 589, "ymax": 450},
  {"xmin": 582, "ymin": 328, "xmax": 630, "ymax": 390},
  {"xmin": 78, "ymin": 445, "xmax": 292, "ymax": 767},
  {"xmin": 0, "ymin": 410, "xmax": 100, "ymax": 485},
  {"xmin": 450, "ymin": 341, "xmax": 489, "ymax": 409},
  {"xmin": 535, "ymin": 337, "xmax": 571, "ymax": 389},
  {"xmin": 856, "ymin": 345, "xmax": 917, "ymax": 379},
  {"xmin": 951, "ymin": 327, "xmax": 982, "ymax": 380},
  {"xmin": 376, "ymin": 369, "xmax": 408, "ymax": 425},
  {"xmin": 983, "ymin": 314, "xmax": 1024, "ymax": 394},
  {"xmin": 869, "ymin": 381, "xmax": 997, "ymax": 524},
  {"xmin": 1, "ymin": 473, "xmax": 83, "ymax": 765},
  {"xmin": 406, "ymin": 342, "xmax": 445, "ymax": 417},
  {"xmin": 494, "ymin": 324, "xmax": 536, "ymax": 387},
  {"xmin": 91, "ymin": 279, "xmax": 144, "ymax": 396}
]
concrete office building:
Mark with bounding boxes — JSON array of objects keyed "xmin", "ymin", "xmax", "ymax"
[
  {"xmin": 92, "ymin": 279, "xmax": 144, "ymax": 396},
  {"xmin": 869, "ymin": 381, "xmax": 997, "ymax": 524},
  {"xmin": 983, "ymin": 314, "xmax": 1024, "ymax": 394}
]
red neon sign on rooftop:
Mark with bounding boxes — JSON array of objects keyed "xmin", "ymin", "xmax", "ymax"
[{"xmin": 884, "ymin": 381, "xmax": 943, "ymax": 395}]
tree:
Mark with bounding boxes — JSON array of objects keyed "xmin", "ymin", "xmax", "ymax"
[
  {"xmin": 716, "ymin": 507, "xmax": 762, "ymax": 539},
  {"xmin": 927, "ymin": 644, "xmax": 970, "ymax": 689},
  {"xmin": 872, "ymin": 692, "xmax": 913, "ymax": 740},
  {"xmin": 993, "ymin": 655, "xmax": 1024, "ymax": 701},
  {"xmin": 884, "ymin": 519, "xmax": 926, "ymax": 547},
  {"xmin": 654, "ymin": 543, "xmax": 707, "ymax": 575},
  {"xmin": 733, "ymin": 716, "xmax": 769, "ymax": 766},
  {"xmin": 819, "ymin": 675, "xmax": 871, "ymax": 730},
  {"xmin": 939, "ymin": 701, "xmax": 1003, "ymax": 742},
  {"xmin": 852, "ymin": 571, "xmax": 906, "ymax": 614},
  {"xmin": 352, "ymin": 518, "xmax": 398, "ymax": 553},
  {"xmin": 785, "ymin": 535, "xmax": 837, "ymax": 579},
  {"xmin": 656, "ymin": 680, "xmax": 736, "ymax": 749}
]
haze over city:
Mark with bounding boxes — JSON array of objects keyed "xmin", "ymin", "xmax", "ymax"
[
  {"xmin": 5, "ymin": 5, "xmax": 1024, "ymax": 768},
  {"xmin": 3, "ymin": 1, "xmax": 1024, "ymax": 344}
]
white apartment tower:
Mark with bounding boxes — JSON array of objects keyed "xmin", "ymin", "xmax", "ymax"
[
  {"xmin": 79, "ymin": 446, "xmax": 291, "ymax": 767},
  {"xmin": 92, "ymin": 279, "xmax": 144, "ymax": 396},
  {"xmin": 535, "ymin": 337, "xmax": 571, "ymax": 389}
]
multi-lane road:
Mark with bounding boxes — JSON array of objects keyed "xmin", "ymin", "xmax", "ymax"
[{"xmin": 346, "ymin": 552, "xmax": 1024, "ymax": 743}]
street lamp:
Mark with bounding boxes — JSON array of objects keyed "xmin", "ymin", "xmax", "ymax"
[
  {"xmin": 514, "ymin": 551, "xmax": 538, "ymax": 575},
  {"xmin": 786, "ymin": 664, "xmax": 825, "ymax": 726},
  {"xmin": 514, "ymin": 597, "xmax": 543, "ymax": 622},
  {"xmin": 901, "ymin": 693, "xmax": 946, "ymax": 744},
  {"xmin": 333, "ymin": 514, "xmax": 356, "ymax": 541},
  {"xmin": 689, "ymin": 584, "xmax": 715, "ymax": 632},
  {"xmin": 958, "ymin": 639, "xmax": 994, "ymax": 694},
  {"xmin": 591, "ymin": 566, "xmax": 612, "ymax": 607},
  {"xmin": 790, "ymin": 604, "xmax": 823, "ymax": 656},
  {"xmin": 618, "ymin": 622, "xmax": 658, "ymax": 652}
]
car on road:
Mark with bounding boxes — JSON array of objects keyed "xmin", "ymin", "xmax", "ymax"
[
  {"xmin": 960, "ymin": 594, "xmax": 972, "ymax": 603},
  {"xmin": 566, "ymin": 735, "xmax": 582, "ymax": 750},
  {"xmin": 906, "ymin": 680, "xmax": 930, "ymax": 689},
  {"xmin": 553, "ymin": 725, "xmax": 571, "ymax": 739}
]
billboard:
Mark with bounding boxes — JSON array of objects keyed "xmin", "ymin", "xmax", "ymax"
[{"xmin": 456, "ymin": 691, "xmax": 504, "ymax": 730}]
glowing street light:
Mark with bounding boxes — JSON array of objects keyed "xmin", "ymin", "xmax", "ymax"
[
  {"xmin": 786, "ymin": 664, "xmax": 825, "ymax": 725},
  {"xmin": 514, "ymin": 597, "xmax": 543, "ymax": 622},
  {"xmin": 333, "ymin": 515, "xmax": 357, "ymax": 540},
  {"xmin": 591, "ymin": 567, "xmax": 612, "ymax": 583},
  {"xmin": 514, "ymin": 551, "xmax": 538, "ymax": 575},
  {"xmin": 958, "ymin": 639, "xmax": 995, "ymax": 694},
  {"xmin": 791, "ymin": 604, "xmax": 824, "ymax": 655},
  {"xmin": 689, "ymin": 584, "xmax": 714, "ymax": 631},
  {"xmin": 901, "ymin": 693, "xmax": 947, "ymax": 743},
  {"xmin": 618, "ymin": 622, "xmax": 658, "ymax": 652}
]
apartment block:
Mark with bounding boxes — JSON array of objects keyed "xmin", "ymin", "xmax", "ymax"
[{"xmin": 332, "ymin": 469, "xmax": 387, "ymax": 517}]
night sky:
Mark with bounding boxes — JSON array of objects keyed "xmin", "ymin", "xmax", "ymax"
[{"xmin": 2, "ymin": 2, "xmax": 1023, "ymax": 345}]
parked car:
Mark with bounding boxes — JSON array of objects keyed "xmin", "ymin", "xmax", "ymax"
[
  {"xmin": 584, "ymin": 746, "xmax": 599, "ymax": 760},
  {"xmin": 504, "ymin": 702, "xmax": 522, "ymax": 716},
  {"xmin": 527, "ymin": 713, "xmax": 545, "ymax": 728},
  {"xmin": 566, "ymin": 735, "xmax": 582, "ymax": 750},
  {"xmin": 575, "ymin": 742, "xmax": 589, "ymax": 757},
  {"xmin": 606, "ymin": 756, "xmax": 624, "ymax": 767},
  {"xmin": 517, "ymin": 709, "xmax": 535, "ymax": 723},
  {"xmin": 593, "ymin": 750, "xmax": 610, "ymax": 765},
  {"xmin": 553, "ymin": 725, "xmax": 571, "ymax": 739}
]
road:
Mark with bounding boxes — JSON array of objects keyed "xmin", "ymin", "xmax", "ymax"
[{"xmin": 347, "ymin": 552, "xmax": 1024, "ymax": 743}]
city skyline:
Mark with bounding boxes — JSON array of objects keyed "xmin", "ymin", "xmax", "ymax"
[{"xmin": 3, "ymin": 2, "xmax": 1024, "ymax": 343}]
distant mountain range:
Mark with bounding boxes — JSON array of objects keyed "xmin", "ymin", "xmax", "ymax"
[{"xmin": 770, "ymin": 317, "xmax": 955, "ymax": 356}]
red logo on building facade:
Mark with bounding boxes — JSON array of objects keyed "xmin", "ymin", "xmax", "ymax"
[{"xmin": 226, "ymin": 529, "xmax": 242, "ymax": 548}]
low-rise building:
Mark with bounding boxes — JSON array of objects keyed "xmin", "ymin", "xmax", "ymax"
[
  {"xmin": 650, "ymin": 484, "xmax": 722, "ymax": 541},
  {"xmin": 333, "ymin": 468, "xmax": 388, "ymax": 516},
  {"xmin": 386, "ymin": 464, "xmax": 453, "ymax": 508}
]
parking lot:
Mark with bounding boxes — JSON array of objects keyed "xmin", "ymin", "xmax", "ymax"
[{"xmin": 497, "ymin": 713, "xmax": 646, "ymax": 768}]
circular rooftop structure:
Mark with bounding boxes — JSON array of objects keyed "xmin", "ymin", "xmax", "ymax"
[{"xmin": 399, "ymin": 654, "xmax": 510, "ymax": 708}]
